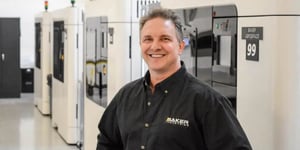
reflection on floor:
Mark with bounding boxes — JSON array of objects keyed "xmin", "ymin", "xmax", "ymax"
[{"xmin": 0, "ymin": 94, "xmax": 78, "ymax": 150}]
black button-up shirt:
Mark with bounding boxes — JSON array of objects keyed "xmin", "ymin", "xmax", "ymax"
[{"xmin": 97, "ymin": 63, "xmax": 252, "ymax": 150}]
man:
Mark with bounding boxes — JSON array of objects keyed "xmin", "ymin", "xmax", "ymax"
[{"xmin": 97, "ymin": 8, "xmax": 252, "ymax": 150}]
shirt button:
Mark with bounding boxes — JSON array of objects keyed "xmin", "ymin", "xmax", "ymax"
[
  {"xmin": 141, "ymin": 145, "xmax": 145, "ymax": 149},
  {"xmin": 145, "ymin": 123, "xmax": 149, "ymax": 128},
  {"xmin": 147, "ymin": 101, "xmax": 151, "ymax": 106},
  {"xmin": 164, "ymin": 90, "xmax": 168, "ymax": 94}
]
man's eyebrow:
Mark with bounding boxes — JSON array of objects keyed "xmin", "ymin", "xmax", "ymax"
[
  {"xmin": 160, "ymin": 34, "xmax": 173, "ymax": 39},
  {"xmin": 161, "ymin": 34, "xmax": 171, "ymax": 37},
  {"xmin": 142, "ymin": 35, "xmax": 152, "ymax": 38}
]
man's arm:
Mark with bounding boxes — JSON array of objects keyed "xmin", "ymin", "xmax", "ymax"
[
  {"xmin": 199, "ymin": 95, "xmax": 252, "ymax": 150},
  {"xmin": 97, "ymin": 96, "xmax": 123, "ymax": 150}
]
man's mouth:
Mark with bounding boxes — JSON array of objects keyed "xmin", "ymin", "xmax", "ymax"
[{"xmin": 149, "ymin": 54, "xmax": 165, "ymax": 58}]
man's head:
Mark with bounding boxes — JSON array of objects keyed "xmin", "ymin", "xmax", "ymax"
[
  {"xmin": 139, "ymin": 8, "xmax": 185, "ymax": 78},
  {"xmin": 140, "ymin": 8, "xmax": 183, "ymax": 43}
]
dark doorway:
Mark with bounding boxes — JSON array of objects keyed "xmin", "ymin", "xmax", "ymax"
[{"xmin": 0, "ymin": 18, "xmax": 21, "ymax": 98}]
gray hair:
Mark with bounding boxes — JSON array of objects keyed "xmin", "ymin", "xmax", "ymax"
[{"xmin": 139, "ymin": 8, "xmax": 183, "ymax": 42}]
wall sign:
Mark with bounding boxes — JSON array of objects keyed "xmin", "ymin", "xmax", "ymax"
[{"xmin": 241, "ymin": 27, "xmax": 263, "ymax": 61}]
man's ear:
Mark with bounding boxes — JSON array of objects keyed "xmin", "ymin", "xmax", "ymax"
[{"xmin": 178, "ymin": 41, "xmax": 185, "ymax": 55}]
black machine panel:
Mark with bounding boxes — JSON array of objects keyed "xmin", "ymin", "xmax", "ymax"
[
  {"xmin": 53, "ymin": 21, "xmax": 64, "ymax": 82},
  {"xmin": 35, "ymin": 22, "xmax": 41, "ymax": 69}
]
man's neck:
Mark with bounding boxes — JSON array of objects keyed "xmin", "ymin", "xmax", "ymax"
[{"xmin": 149, "ymin": 66, "xmax": 180, "ymax": 93}]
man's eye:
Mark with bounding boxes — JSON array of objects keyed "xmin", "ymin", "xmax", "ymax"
[
  {"xmin": 143, "ymin": 38, "xmax": 152, "ymax": 42},
  {"xmin": 162, "ymin": 37, "xmax": 170, "ymax": 41}
]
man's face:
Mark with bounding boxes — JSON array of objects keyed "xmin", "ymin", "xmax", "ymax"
[{"xmin": 140, "ymin": 17, "xmax": 184, "ymax": 75}]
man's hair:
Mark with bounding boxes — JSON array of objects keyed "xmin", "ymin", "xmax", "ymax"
[{"xmin": 139, "ymin": 8, "xmax": 183, "ymax": 42}]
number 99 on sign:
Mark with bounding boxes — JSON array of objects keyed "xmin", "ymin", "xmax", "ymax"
[
  {"xmin": 247, "ymin": 43, "xmax": 256, "ymax": 56},
  {"xmin": 246, "ymin": 39, "xmax": 259, "ymax": 61}
]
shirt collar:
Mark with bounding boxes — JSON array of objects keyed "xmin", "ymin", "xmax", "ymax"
[{"xmin": 143, "ymin": 61, "xmax": 187, "ymax": 92}]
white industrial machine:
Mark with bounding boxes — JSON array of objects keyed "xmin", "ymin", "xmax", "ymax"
[
  {"xmin": 161, "ymin": 0, "xmax": 300, "ymax": 150},
  {"xmin": 34, "ymin": 11, "xmax": 52, "ymax": 115},
  {"xmin": 50, "ymin": 6, "xmax": 84, "ymax": 145}
]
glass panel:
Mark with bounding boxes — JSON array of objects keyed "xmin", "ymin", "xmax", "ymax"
[
  {"xmin": 212, "ymin": 5, "xmax": 237, "ymax": 112},
  {"xmin": 85, "ymin": 17, "xmax": 108, "ymax": 107},
  {"xmin": 174, "ymin": 5, "xmax": 237, "ymax": 112},
  {"xmin": 212, "ymin": 5, "xmax": 237, "ymax": 87},
  {"xmin": 174, "ymin": 6, "xmax": 213, "ymax": 84},
  {"xmin": 53, "ymin": 21, "xmax": 64, "ymax": 82},
  {"xmin": 35, "ymin": 23, "xmax": 41, "ymax": 69}
]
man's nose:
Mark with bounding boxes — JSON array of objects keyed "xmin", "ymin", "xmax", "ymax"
[{"xmin": 150, "ymin": 40, "xmax": 161, "ymax": 50}]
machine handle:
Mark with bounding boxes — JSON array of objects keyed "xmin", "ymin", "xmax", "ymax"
[{"xmin": 1, "ymin": 53, "xmax": 4, "ymax": 61}]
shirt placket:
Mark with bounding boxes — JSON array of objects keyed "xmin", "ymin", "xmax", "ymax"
[{"xmin": 140, "ymin": 87, "xmax": 165, "ymax": 150}]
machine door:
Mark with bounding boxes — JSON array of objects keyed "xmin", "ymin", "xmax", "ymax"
[
  {"xmin": 174, "ymin": 7, "xmax": 213, "ymax": 85},
  {"xmin": 0, "ymin": 18, "xmax": 21, "ymax": 98},
  {"xmin": 35, "ymin": 22, "xmax": 41, "ymax": 69},
  {"xmin": 85, "ymin": 17, "xmax": 108, "ymax": 107},
  {"xmin": 174, "ymin": 5, "xmax": 237, "ymax": 112},
  {"xmin": 53, "ymin": 21, "xmax": 64, "ymax": 82},
  {"xmin": 212, "ymin": 5, "xmax": 237, "ymax": 111}
]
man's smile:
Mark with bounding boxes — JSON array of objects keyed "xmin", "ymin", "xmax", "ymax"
[{"xmin": 149, "ymin": 54, "xmax": 166, "ymax": 58}]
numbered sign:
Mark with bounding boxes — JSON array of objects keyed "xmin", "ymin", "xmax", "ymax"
[
  {"xmin": 246, "ymin": 39, "xmax": 259, "ymax": 61},
  {"xmin": 242, "ymin": 27, "xmax": 263, "ymax": 62}
]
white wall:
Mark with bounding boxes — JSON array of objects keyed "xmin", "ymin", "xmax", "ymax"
[
  {"xmin": 0, "ymin": 0, "xmax": 84, "ymax": 68},
  {"xmin": 275, "ymin": 15, "xmax": 300, "ymax": 150}
]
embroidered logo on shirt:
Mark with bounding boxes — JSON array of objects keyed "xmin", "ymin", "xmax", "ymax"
[{"xmin": 165, "ymin": 117, "xmax": 189, "ymax": 127}]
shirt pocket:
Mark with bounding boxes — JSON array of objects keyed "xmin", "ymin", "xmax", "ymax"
[
  {"xmin": 152, "ymin": 117, "xmax": 196, "ymax": 140},
  {"xmin": 149, "ymin": 118, "xmax": 199, "ymax": 150}
]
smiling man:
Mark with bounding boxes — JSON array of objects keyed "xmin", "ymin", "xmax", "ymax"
[
  {"xmin": 140, "ymin": 14, "xmax": 184, "ymax": 92},
  {"xmin": 97, "ymin": 8, "xmax": 252, "ymax": 150}
]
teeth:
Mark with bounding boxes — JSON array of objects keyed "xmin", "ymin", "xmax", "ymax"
[{"xmin": 150, "ymin": 54, "xmax": 164, "ymax": 58}]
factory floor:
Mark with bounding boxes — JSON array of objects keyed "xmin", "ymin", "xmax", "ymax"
[{"xmin": 0, "ymin": 94, "xmax": 78, "ymax": 150}]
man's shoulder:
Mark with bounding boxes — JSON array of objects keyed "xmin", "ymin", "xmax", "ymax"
[
  {"xmin": 117, "ymin": 77, "xmax": 144, "ymax": 95},
  {"xmin": 123, "ymin": 77, "xmax": 144, "ymax": 89},
  {"xmin": 185, "ymin": 74, "xmax": 211, "ymax": 91},
  {"xmin": 184, "ymin": 73, "xmax": 224, "ymax": 99}
]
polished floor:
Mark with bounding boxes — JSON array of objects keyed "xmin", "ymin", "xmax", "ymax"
[{"xmin": 0, "ymin": 94, "xmax": 78, "ymax": 150}]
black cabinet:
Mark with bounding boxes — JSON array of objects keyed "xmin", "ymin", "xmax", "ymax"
[
  {"xmin": 21, "ymin": 68, "xmax": 34, "ymax": 93},
  {"xmin": 0, "ymin": 18, "xmax": 21, "ymax": 98}
]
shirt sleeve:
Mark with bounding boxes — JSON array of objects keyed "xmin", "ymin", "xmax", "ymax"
[
  {"xmin": 96, "ymin": 93, "xmax": 123, "ymax": 150},
  {"xmin": 199, "ymin": 95, "xmax": 252, "ymax": 150}
]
